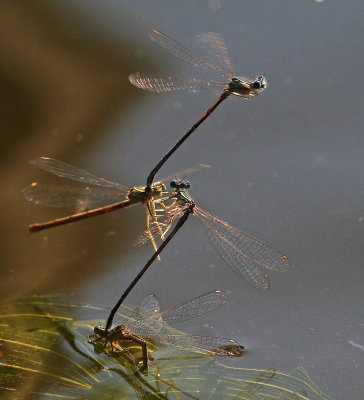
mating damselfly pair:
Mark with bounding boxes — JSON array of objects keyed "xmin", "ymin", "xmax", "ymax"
[
  {"xmin": 23, "ymin": 30, "xmax": 288, "ymax": 372},
  {"xmin": 23, "ymin": 157, "xmax": 288, "ymax": 294}
]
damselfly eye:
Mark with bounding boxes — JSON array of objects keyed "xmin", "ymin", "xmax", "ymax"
[
  {"xmin": 252, "ymin": 80, "xmax": 262, "ymax": 89},
  {"xmin": 170, "ymin": 180, "xmax": 177, "ymax": 188},
  {"xmin": 258, "ymin": 76, "xmax": 267, "ymax": 88},
  {"xmin": 183, "ymin": 181, "xmax": 191, "ymax": 189}
]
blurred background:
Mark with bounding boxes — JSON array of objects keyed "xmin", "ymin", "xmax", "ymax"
[{"xmin": 1, "ymin": 0, "xmax": 363, "ymax": 398}]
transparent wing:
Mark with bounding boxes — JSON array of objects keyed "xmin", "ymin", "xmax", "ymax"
[
  {"xmin": 159, "ymin": 163, "xmax": 211, "ymax": 185},
  {"xmin": 290, "ymin": 368, "xmax": 333, "ymax": 400},
  {"xmin": 22, "ymin": 184, "xmax": 127, "ymax": 208},
  {"xmin": 197, "ymin": 32, "xmax": 234, "ymax": 78},
  {"xmin": 195, "ymin": 207, "xmax": 289, "ymax": 272},
  {"xmin": 153, "ymin": 334, "xmax": 243, "ymax": 357},
  {"xmin": 133, "ymin": 202, "xmax": 189, "ymax": 247},
  {"xmin": 148, "ymin": 29, "xmax": 230, "ymax": 79},
  {"xmin": 126, "ymin": 294, "xmax": 161, "ymax": 322},
  {"xmin": 129, "ymin": 73, "xmax": 225, "ymax": 93},
  {"xmin": 124, "ymin": 295, "xmax": 163, "ymax": 338},
  {"xmin": 133, "ymin": 213, "xmax": 176, "ymax": 247},
  {"xmin": 161, "ymin": 290, "xmax": 227, "ymax": 326},
  {"xmin": 30, "ymin": 157, "xmax": 127, "ymax": 190},
  {"xmin": 194, "ymin": 207, "xmax": 289, "ymax": 291}
]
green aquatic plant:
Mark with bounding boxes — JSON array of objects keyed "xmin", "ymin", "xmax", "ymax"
[{"xmin": 0, "ymin": 296, "xmax": 333, "ymax": 399}]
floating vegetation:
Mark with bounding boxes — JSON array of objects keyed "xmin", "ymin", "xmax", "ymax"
[{"xmin": 0, "ymin": 297, "xmax": 333, "ymax": 399}]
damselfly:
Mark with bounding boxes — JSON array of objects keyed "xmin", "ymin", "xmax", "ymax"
[
  {"xmin": 129, "ymin": 30, "xmax": 267, "ymax": 189},
  {"xmin": 92, "ymin": 290, "xmax": 244, "ymax": 371},
  {"xmin": 22, "ymin": 157, "xmax": 178, "ymax": 252},
  {"xmin": 140, "ymin": 179, "xmax": 289, "ymax": 291}
]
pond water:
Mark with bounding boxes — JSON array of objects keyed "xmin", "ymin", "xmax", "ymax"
[{"xmin": 1, "ymin": 1, "xmax": 363, "ymax": 398}]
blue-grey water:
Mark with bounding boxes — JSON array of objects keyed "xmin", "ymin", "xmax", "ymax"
[{"xmin": 1, "ymin": 1, "xmax": 363, "ymax": 398}]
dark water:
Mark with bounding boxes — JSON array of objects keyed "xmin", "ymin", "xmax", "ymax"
[{"xmin": 1, "ymin": 0, "xmax": 364, "ymax": 398}]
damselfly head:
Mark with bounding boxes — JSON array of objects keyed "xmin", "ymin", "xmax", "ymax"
[
  {"xmin": 170, "ymin": 179, "xmax": 190, "ymax": 190},
  {"xmin": 251, "ymin": 75, "xmax": 267, "ymax": 91},
  {"xmin": 170, "ymin": 179, "xmax": 178, "ymax": 189}
]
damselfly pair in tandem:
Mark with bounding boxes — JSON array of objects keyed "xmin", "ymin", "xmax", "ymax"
[
  {"xmin": 22, "ymin": 156, "xmax": 203, "ymax": 253},
  {"xmin": 130, "ymin": 29, "xmax": 267, "ymax": 189},
  {"xmin": 23, "ymin": 158, "xmax": 288, "ymax": 292}
]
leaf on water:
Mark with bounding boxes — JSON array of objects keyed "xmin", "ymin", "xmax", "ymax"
[{"xmin": 0, "ymin": 296, "xmax": 334, "ymax": 399}]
